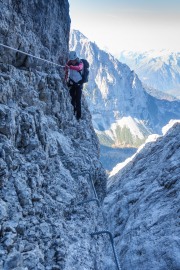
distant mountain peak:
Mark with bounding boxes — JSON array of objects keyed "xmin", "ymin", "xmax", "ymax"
[
  {"xmin": 71, "ymin": 29, "xmax": 88, "ymax": 40},
  {"xmin": 118, "ymin": 50, "xmax": 180, "ymax": 98}
]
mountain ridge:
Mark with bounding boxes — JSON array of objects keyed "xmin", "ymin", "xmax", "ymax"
[
  {"xmin": 70, "ymin": 29, "xmax": 180, "ymax": 149},
  {"xmin": 118, "ymin": 50, "xmax": 180, "ymax": 99}
]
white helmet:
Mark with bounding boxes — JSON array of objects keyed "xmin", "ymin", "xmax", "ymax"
[{"xmin": 69, "ymin": 51, "xmax": 78, "ymax": 60}]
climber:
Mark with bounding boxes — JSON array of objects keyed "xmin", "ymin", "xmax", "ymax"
[{"xmin": 65, "ymin": 51, "xmax": 84, "ymax": 121}]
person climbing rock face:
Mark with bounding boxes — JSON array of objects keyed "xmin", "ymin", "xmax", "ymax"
[{"xmin": 65, "ymin": 51, "xmax": 84, "ymax": 121}]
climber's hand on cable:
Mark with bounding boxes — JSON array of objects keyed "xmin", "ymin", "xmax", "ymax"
[{"xmin": 65, "ymin": 64, "xmax": 70, "ymax": 70}]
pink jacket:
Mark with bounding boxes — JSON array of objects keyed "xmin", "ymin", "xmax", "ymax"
[{"xmin": 65, "ymin": 60, "xmax": 83, "ymax": 83}]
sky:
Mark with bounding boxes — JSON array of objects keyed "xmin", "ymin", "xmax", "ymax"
[{"xmin": 68, "ymin": 0, "xmax": 180, "ymax": 56}]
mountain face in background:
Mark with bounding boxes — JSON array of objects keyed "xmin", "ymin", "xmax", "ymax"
[
  {"xmin": 70, "ymin": 30, "xmax": 180, "ymax": 152},
  {"xmin": 104, "ymin": 122, "xmax": 180, "ymax": 270},
  {"xmin": 118, "ymin": 50, "xmax": 180, "ymax": 99}
]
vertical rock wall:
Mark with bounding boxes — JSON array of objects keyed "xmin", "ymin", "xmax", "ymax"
[
  {"xmin": 0, "ymin": 1, "xmax": 111, "ymax": 269},
  {"xmin": 0, "ymin": 0, "xmax": 70, "ymax": 66}
]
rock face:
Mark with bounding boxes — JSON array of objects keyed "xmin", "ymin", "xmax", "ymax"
[
  {"xmin": 0, "ymin": 1, "xmax": 111, "ymax": 269},
  {"xmin": 104, "ymin": 122, "xmax": 180, "ymax": 270},
  {"xmin": 0, "ymin": 0, "xmax": 70, "ymax": 67}
]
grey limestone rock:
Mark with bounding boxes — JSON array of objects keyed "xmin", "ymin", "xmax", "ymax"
[
  {"xmin": 0, "ymin": 1, "xmax": 110, "ymax": 269},
  {"xmin": 104, "ymin": 123, "xmax": 180, "ymax": 270}
]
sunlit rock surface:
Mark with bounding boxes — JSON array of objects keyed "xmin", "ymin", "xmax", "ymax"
[{"xmin": 104, "ymin": 122, "xmax": 180, "ymax": 270}]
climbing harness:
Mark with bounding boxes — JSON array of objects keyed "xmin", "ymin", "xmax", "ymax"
[
  {"xmin": 0, "ymin": 43, "xmax": 65, "ymax": 68},
  {"xmin": 91, "ymin": 230, "xmax": 121, "ymax": 270}
]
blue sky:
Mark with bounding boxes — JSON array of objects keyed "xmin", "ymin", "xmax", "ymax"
[{"xmin": 68, "ymin": 0, "xmax": 180, "ymax": 55}]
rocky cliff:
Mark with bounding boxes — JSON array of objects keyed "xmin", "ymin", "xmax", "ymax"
[
  {"xmin": 0, "ymin": 1, "xmax": 110, "ymax": 269},
  {"xmin": 104, "ymin": 122, "xmax": 180, "ymax": 270}
]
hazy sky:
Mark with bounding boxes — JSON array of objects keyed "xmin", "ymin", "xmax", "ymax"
[{"xmin": 68, "ymin": 0, "xmax": 180, "ymax": 55}]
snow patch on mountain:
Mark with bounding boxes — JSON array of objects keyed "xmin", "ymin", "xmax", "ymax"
[
  {"xmin": 162, "ymin": 119, "xmax": 180, "ymax": 135},
  {"xmin": 95, "ymin": 116, "xmax": 150, "ymax": 145}
]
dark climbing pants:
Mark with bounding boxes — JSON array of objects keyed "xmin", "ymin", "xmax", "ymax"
[{"xmin": 69, "ymin": 84, "xmax": 82, "ymax": 120}]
